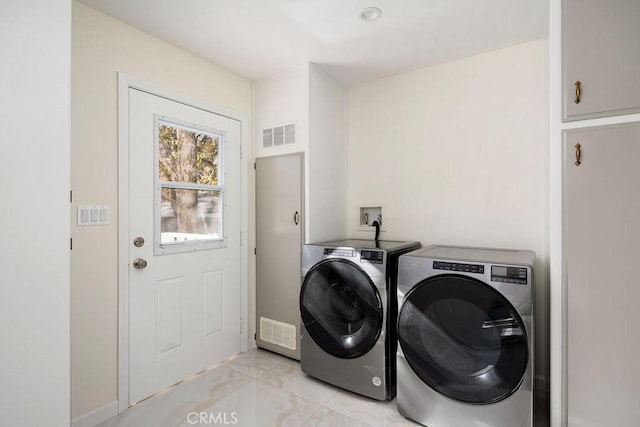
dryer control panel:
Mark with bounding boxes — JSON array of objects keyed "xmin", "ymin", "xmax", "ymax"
[
  {"xmin": 324, "ymin": 248, "xmax": 355, "ymax": 257},
  {"xmin": 322, "ymin": 248, "xmax": 384, "ymax": 264},
  {"xmin": 433, "ymin": 261, "xmax": 484, "ymax": 274}
]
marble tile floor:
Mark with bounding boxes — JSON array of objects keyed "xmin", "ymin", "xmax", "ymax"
[{"xmin": 98, "ymin": 349, "xmax": 549, "ymax": 427}]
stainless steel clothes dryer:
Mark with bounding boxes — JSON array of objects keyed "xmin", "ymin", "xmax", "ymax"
[
  {"xmin": 300, "ymin": 239, "xmax": 421, "ymax": 400},
  {"xmin": 397, "ymin": 245, "xmax": 535, "ymax": 427}
]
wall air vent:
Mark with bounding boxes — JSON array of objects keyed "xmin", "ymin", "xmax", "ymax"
[
  {"xmin": 285, "ymin": 124, "xmax": 295, "ymax": 144},
  {"xmin": 262, "ymin": 123, "xmax": 296, "ymax": 148},
  {"xmin": 273, "ymin": 126, "xmax": 284, "ymax": 146},
  {"xmin": 260, "ymin": 317, "xmax": 296, "ymax": 351},
  {"xmin": 262, "ymin": 128, "xmax": 273, "ymax": 148}
]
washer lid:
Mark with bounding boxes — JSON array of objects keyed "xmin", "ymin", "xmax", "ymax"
[
  {"xmin": 300, "ymin": 258, "xmax": 382, "ymax": 359},
  {"xmin": 398, "ymin": 274, "xmax": 529, "ymax": 404}
]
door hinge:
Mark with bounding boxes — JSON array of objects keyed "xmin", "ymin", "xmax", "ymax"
[
  {"xmin": 239, "ymin": 318, "xmax": 243, "ymax": 334},
  {"xmin": 254, "ymin": 333, "xmax": 257, "ymax": 341},
  {"xmin": 253, "ymin": 162, "xmax": 256, "ymax": 170},
  {"xmin": 239, "ymin": 231, "xmax": 243, "ymax": 246},
  {"xmin": 70, "ymin": 190, "xmax": 73, "ymax": 203},
  {"xmin": 240, "ymin": 144, "xmax": 243, "ymax": 159},
  {"xmin": 254, "ymin": 247, "xmax": 256, "ymax": 255},
  {"xmin": 70, "ymin": 238, "xmax": 73, "ymax": 250}
]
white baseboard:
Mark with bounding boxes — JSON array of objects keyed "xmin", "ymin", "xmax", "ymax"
[{"xmin": 72, "ymin": 401, "xmax": 118, "ymax": 427}]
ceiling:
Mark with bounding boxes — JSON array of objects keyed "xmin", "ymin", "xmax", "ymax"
[{"xmin": 77, "ymin": 0, "xmax": 548, "ymax": 86}]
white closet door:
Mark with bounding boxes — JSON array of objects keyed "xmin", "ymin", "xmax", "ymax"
[
  {"xmin": 565, "ymin": 122, "xmax": 640, "ymax": 426},
  {"xmin": 255, "ymin": 153, "xmax": 304, "ymax": 359}
]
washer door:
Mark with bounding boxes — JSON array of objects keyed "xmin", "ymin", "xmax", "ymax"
[
  {"xmin": 398, "ymin": 274, "xmax": 528, "ymax": 404},
  {"xmin": 300, "ymin": 258, "xmax": 383, "ymax": 359}
]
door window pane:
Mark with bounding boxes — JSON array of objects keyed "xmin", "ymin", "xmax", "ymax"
[
  {"xmin": 160, "ymin": 188, "xmax": 220, "ymax": 243},
  {"xmin": 155, "ymin": 117, "xmax": 225, "ymax": 253},
  {"xmin": 158, "ymin": 123, "xmax": 219, "ymax": 185}
]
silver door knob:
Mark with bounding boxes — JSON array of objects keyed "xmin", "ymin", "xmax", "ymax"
[
  {"xmin": 133, "ymin": 258, "xmax": 148, "ymax": 269},
  {"xmin": 133, "ymin": 236, "xmax": 145, "ymax": 247}
]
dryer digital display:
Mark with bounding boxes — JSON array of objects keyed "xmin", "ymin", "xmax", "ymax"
[{"xmin": 491, "ymin": 266, "xmax": 528, "ymax": 284}]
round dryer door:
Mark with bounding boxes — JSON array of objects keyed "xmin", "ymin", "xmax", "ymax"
[
  {"xmin": 300, "ymin": 258, "xmax": 383, "ymax": 359},
  {"xmin": 398, "ymin": 274, "xmax": 529, "ymax": 404}
]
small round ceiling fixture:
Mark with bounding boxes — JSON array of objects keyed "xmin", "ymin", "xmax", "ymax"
[{"xmin": 359, "ymin": 7, "xmax": 382, "ymax": 23}]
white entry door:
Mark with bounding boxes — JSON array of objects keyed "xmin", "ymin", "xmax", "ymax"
[{"xmin": 128, "ymin": 88, "xmax": 241, "ymax": 404}]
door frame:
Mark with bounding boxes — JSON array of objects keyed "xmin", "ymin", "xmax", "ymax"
[{"xmin": 117, "ymin": 73, "xmax": 250, "ymax": 413}]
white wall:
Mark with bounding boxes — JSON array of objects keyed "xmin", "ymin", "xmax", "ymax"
[
  {"xmin": 253, "ymin": 64, "xmax": 346, "ymax": 243},
  {"xmin": 253, "ymin": 66, "xmax": 311, "ymax": 243},
  {"xmin": 549, "ymin": 1, "xmax": 564, "ymax": 424},
  {"xmin": 347, "ymin": 40, "xmax": 549, "ymax": 390},
  {"xmin": 0, "ymin": 0, "xmax": 71, "ymax": 426},
  {"xmin": 308, "ymin": 65, "xmax": 347, "ymax": 242},
  {"xmin": 71, "ymin": 2, "xmax": 252, "ymax": 421},
  {"xmin": 253, "ymin": 66, "xmax": 309, "ymax": 159}
]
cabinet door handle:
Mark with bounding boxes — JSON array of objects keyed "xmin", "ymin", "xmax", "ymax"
[
  {"xmin": 575, "ymin": 143, "xmax": 582, "ymax": 166},
  {"xmin": 294, "ymin": 211, "xmax": 300, "ymax": 225},
  {"xmin": 574, "ymin": 81, "xmax": 582, "ymax": 104}
]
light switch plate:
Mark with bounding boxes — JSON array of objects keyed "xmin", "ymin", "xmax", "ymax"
[{"xmin": 77, "ymin": 205, "xmax": 110, "ymax": 226}]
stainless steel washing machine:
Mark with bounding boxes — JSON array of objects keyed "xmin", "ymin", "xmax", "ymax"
[
  {"xmin": 300, "ymin": 239, "xmax": 421, "ymax": 400},
  {"xmin": 397, "ymin": 245, "xmax": 535, "ymax": 427}
]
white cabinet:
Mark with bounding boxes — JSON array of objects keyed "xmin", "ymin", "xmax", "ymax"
[
  {"xmin": 563, "ymin": 0, "xmax": 640, "ymax": 120},
  {"xmin": 564, "ymin": 122, "xmax": 640, "ymax": 426},
  {"xmin": 555, "ymin": 1, "xmax": 640, "ymax": 425}
]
